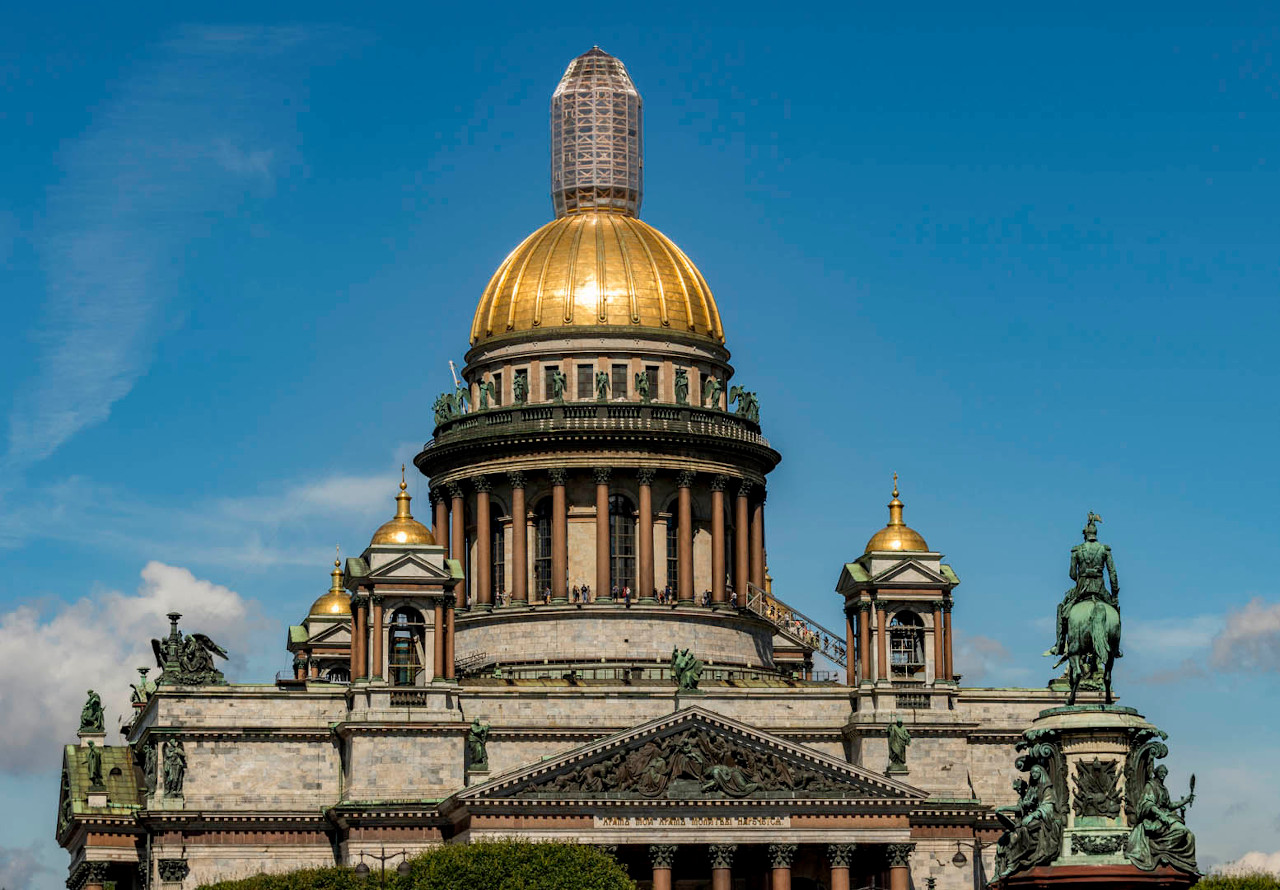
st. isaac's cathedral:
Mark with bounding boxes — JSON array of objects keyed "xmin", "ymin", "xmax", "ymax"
[{"xmin": 57, "ymin": 48, "xmax": 1083, "ymax": 890}]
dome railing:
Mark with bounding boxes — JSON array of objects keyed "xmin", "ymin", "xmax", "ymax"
[{"xmin": 425, "ymin": 402, "xmax": 771, "ymax": 449}]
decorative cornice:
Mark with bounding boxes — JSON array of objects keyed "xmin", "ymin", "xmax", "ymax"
[
  {"xmin": 637, "ymin": 468, "xmax": 656, "ymax": 486},
  {"xmin": 507, "ymin": 470, "xmax": 526, "ymax": 489},
  {"xmin": 886, "ymin": 843, "xmax": 916, "ymax": 867},
  {"xmin": 472, "ymin": 475, "xmax": 492, "ymax": 494},
  {"xmin": 708, "ymin": 843, "xmax": 737, "ymax": 868},
  {"xmin": 710, "ymin": 474, "xmax": 729, "ymax": 493},
  {"xmin": 650, "ymin": 844, "xmax": 678, "ymax": 869},
  {"xmin": 548, "ymin": 468, "xmax": 568, "ymax": 486},
  {"xmin": 593, "ymin": 467, "xmax": 612, "ymax": 485},
  {"xmin": 828, "ymin": 843, "xmax": 856, "ymax": 867},
  {"xmin": 675, "ymin": 470, "xmax": 695, "ymax": 489},
  {"xmin": 768, "ymin": 843, "xmax": 797, "ymax": 868}
]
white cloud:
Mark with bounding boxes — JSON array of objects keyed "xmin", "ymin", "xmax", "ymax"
[
  {"xmin": 0, "ymin": 562, "xmax": 264, "ymax": 774},
  {"xmin": 1218, "ymin": 850, "xmax": 1280, "ymax": 875},
  {"xmin": 0, "ymin": 841, "xmax": 52, "ymax": 890},
  {"xmin": 954, "ymin": 631, "xmax": 1029, "ymax": 685},
  {"xmin": 1125, "ymin": 614, "xmax": 1223, "ymax": 657},
  {"xmin": 1210, "ymin": 597, "xmax": 1280, "ymax": 673}
]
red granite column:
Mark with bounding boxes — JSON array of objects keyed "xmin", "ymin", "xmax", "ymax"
[
  {"xmin": 828, "ymin": 844, "xmax": 854, "ymax": 890},
  {"xmin": 449, "ymin": 482, "xmax": 466, "ymax": 606},
  {"xmin": 474, "ymin": 476, "xmax": 492, "ymax": 610},
  {"xmin": 859, "ymin": 601, "xmax": 871, "ymax": 684},
  {"xmin": 710, "ymin": 475, "xmax": 728, "ymax": 604},
  {"xmin": 550, "ymin": 468, "xmax": 568, "ymax": 601},
  {"xmin": 887, "ymin": 844, "xmax": 914, "ymax": 890},
  {"xmin": 734, "ymin": 482, "xmax": 751, "ymax": 596},
  {"xmin": 750, "ymin": 491, "xmax": 765, "ymax": 591},
  {"xmin": 769, "ymin": 843, "xmax": 796, "ymax": 890},
  {"xmin": 351, "ymin": 595, "xmax": 367, "ymax": 680},
  {"xmin": 593, "ymin": 468, "xmax": 611, "ymax": 599},
  {"xmin": 650, "ymin": 845, "xmax": 676, "ymax": 890},
  {"xmin": 876, "ymin": 601, "xmax": 888, "ymax": 682},
  {"xmin": 638, "ymin": 469, "xmax": 655, "ymax": 599},
  {"xmin": 676, "ymin": 471, "xmax": 694, "ymax": 602},
  {"xmin": 845, "ymin": 607, "xmax": 856, "ymax": 685},
  {"xmin": 432, "ymin": 488, "xmax": 449, "ymax": 555},
  {"xmin": 444, "ymin": 594, "xmax": 456, "ymax": 679},
  {"xmin": 932, "ymin": 600, "xmax": 945, "ymax": 682},
  {"xmin": 943, "ymin": 602, "xmax": 954, "ymax": 681},
  {"xmin": 432, "ymin": 599, "xmax": 445, "ymax": 679},
  {"xmin": 709, "ymin": 844, "xmax": 736, "ymax": 890},
  {"xmin": 509, "ymin": 472, "xmax": 528, "ymax": 605},
  {"xmin": 370, "ymin": 595, "xmax": 384, "ymax": 680}
]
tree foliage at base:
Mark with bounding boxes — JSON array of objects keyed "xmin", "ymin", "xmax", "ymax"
[
  {"xmin": 1195, "ymin": 873, "xmax": 1280, "ymax": 890},
  {"xmin": 197, "ymin": 841, "xmax": 635, "ymax": 890}
]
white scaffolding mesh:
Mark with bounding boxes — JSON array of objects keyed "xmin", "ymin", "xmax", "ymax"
[{"xmin": 551, "ymin": 47, "xmax": 643, "ymax": 218}]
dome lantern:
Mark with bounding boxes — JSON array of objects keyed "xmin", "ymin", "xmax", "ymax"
[
  {"xmin": 369, "ymin": 467, "xmax": 435, "ymax": 547},
  {"xmin": 864, "ymin": 473, "xmax": 930, "ymax": 554},
  {"xmin": 308, "ymin": 547, "xmax": 351, "ymax": 617}
]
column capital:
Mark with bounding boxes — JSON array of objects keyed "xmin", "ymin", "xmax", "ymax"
[
  {"xmin": 429, "ymin": 487, "xmax": 445, "ymax": 505},
  {"xmin": 649, "ymin": 844, "xmax": 678, "ymax": 869},
  {"xmin": 708, "ymin": 844, "xmax": 737, "ymax": 869},
  {"xmin": 446, "ymin": 481, "xmax": 465, "ymax": 500},
  {"xmin": 737, "ymin": 480, "xmax": 753, "ymax": 499},
  {"xmin": 828, "ymin": 843, "xmax": 856, "ymax": 868},
  {"xmin": 768, "ymin": 843, "xmax": 797, "ymax": 868},
  {"xmin": 370, "ymin": 594, "xmax": 384, "ymax": 606},
  {"xmin": 710, "ymin": 474, "xmax": 730, "ymax": 493},
  {"xmin": 675, "ymin": 470, "xmax": 695, "ymax": 489},
  {"xmin": 352, "ymin": 594, "xmax": 370, "ymax": 608},
  {"xmin": 549, "ymin": 468, "xmax": 568, "ymax": 486},
  {"xmin": 156, "ymin": 860, "xmax": 189, "ymax": 883},
  {"xmin": 942, "ymin": 600, "xmax": 953, "ymax": 613},
  {"xmin": 595, "ymin": 844, "xmax": 618, "ymax": 859},
  {"xmin": 637, "ymin": 467, "xmax": 656, "ymax": 486},
  {"xmin": 886, "ymin": 843, "xmax": 916, "ymax": 867},
  {"xmin": 507, "ymin": 470, "xmax": 527, "ymax": 489},
  {"xmin": 593, "ymin": 466, "xmax": 612, "ymax": 485},
  {"xmin": 472, "ymin": 474, "xmax": 491, "ymax": 494}
]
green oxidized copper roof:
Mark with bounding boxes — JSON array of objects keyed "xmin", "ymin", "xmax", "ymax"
[
  {"xmin": 289, "ymin": 625, "xmax": 309, "ymax": 644},
  {"xmin": 62, "ymin": 744, "xmax": 144, "ymax": 817}
]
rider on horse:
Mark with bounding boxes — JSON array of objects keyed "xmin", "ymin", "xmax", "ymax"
[{"xmin": 1046, "ymin": 513, "xmax": 1121, "ymax": 667}]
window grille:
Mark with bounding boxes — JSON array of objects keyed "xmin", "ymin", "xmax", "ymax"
[
  {"xmin": 533, "ymin": 500, "xmax": 553, "ymax": 597},
  {"xmin": 609, "ymin": 494, "xmax": 636, "ymax": 593}
]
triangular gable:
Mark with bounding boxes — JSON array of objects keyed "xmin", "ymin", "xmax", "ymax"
[
  {"xmin": 368, "ymin": 552, "xmax": 454, "ymax": 583},
  {"xmin": 872, "ymin": 559, "xmax": 947, "ymax": 585},
  {"xmin": 459, "ymin": 706, "xmax": 926, "ymax": 804},
  {"xmin": 307, "ymin": 620, "xmax": 351, "ymax": 646}
]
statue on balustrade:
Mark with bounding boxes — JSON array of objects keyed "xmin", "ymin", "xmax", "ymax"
[
  {"xmin": 551, "ymin": 370, "xmax": 567, "ymax": 403},
  {"xmin": 702, "ymin": 376, "xmax": 722, "ymax": 409},
  {"xmin": 635, "ymin": 371, "xmax": 651, "ymax": 402},
  {"xmin": 728, "ymin": 385, "xmax": 761, "ymax": 422},
  {"xmin": 1045, "ymin": 512, "xmax": 1122, "ymax": 704},
  {"xmin": 513, "ymin": 373, "xmax": 528, "ymax": 405},
  {"xmin": 478, "ymin": 380, "xmax": 495, "ymax": 410},
  {"xmin": 673, "ymin": 368, "xmax": 689, "ymax": 405},
  {"xmin": 452, "ymin": 383, "xmax": 470, "ymax": 416},
  {"xmin": 670, "ymin": 647, "xmax": 704, "ymax": 691},
  {"xmin": 595, "ymin": 370, "xmax": 610, "ymax": 401}
]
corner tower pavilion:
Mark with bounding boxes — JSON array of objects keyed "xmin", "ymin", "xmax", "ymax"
[{"xmin": 57, "ymin": 48, "xmax": 1074, "ymax": 890}]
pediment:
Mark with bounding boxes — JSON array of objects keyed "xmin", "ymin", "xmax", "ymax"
[
  {"xmin": 873, "ymin": 559, "xmax": 947, "ymax": 585},
  {"xmin": 368, "ymin": 552, "xmax": 453, "ymax": 583},
  {"xmin": 460, "ymin": 707, "xmax": 925, "ymax": 804},
  {"xmin": 307, "ymin": 621, "xmax": 350, "ymax": 645}
]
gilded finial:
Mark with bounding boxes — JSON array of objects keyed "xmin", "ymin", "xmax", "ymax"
[
  {"xmin": 400, "ymin": 464, "xmax": 407, "ymax": 492},
  {"xmin": 892, "ymin": 472, "xmax": 899, "ymax": 499},
  {"xmin": 334, "ymin": 544, "xmax": 340, "ymax": 569}
]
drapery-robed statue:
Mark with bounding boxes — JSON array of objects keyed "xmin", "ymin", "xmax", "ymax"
[{"xmin": 1046, "ymin": 513, "xmax": 1122, "ymax": 704}]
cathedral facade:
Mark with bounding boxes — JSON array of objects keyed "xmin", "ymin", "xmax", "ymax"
[{"xmin": 57, "ymin": 48, "xmax": 1072, "ymax": 890}]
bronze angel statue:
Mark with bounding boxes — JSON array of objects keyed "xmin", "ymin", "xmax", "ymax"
[{"xmin": 152, "ymin": 612, "xmax": 229, "ymax": 686}]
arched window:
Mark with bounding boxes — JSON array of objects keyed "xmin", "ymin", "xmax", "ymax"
[
  {"xmin": 609, "ymin": 494, "xmax": 636, "ymax": 593},
  {"xmin": 325, "ymin": 666, "xmax": 350, "ymax": 684},
  {"xmin": 665, "ymin": 506, "xmax": 679, "ymax": 592},
  {"xmin": 388, "ymin": 607, "xmax": 427, "ymax": 686},
  {"xmin": 491, "ymin": 505, "xmax": 507, "ymax": 600},
  {"xmin": 889, "ymin": 610, "xmax": 925, "ymax": 677},
  {"xmin": 533, "ymin": 499, "xmax": 553, "ymax": 597}
]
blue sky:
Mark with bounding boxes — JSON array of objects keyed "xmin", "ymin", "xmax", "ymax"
[{"xmin": 3, "ymin": 3, "xmax": 1279, "ymax": 887}]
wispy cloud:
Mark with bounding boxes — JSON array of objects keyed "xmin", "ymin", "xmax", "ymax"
[
  {"xmin": 4, "ymin": 25, "xmax": 334, "ymax": 476},
  {"xmin": 0, "ymin": 841, "xmax": 52, "ymax": 890},
  {"xmin": 1210, "ymin": 597, "xmax": 1280, "ymax": 672}
]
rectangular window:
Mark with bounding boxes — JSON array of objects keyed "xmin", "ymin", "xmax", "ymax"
[
  {"xmin": 645, "ymin": 365, "xmax": 659, "ymax": 399},
  {"xmin": 577, "ymin": 364, "xmax": 594, "ymax": 400},
  {"xmin": 544, "ymin": 365, "xmax": 559, "ymax": 401},
  {"xmin": 491, "ymin": 372, "xmax": 502, "ymax": 407},
  {"xmin": 611, "ymin": 364, "xmax": 628, "ymax": 400}
]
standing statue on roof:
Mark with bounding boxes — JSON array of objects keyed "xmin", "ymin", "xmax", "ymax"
[
  {"xmin": 1045, "ymin": 513, "xmax": 1123, "ymax": 704},
  {"xmin": 79, "ymin": 690, "xmax": 104, "ymax": 733},
  {"xmin": 152, "ymin": 613, "xmax": 229, "ymax": 686}
]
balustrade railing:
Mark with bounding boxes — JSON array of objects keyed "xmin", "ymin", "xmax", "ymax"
[{"xmin": 744, "ymin": 585, "xmax": 847, "ymax": 669}]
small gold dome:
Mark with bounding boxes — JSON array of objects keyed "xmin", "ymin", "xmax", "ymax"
[
  {"xmin": 309, "ymin": 555, "xmax": 351, "ymax": 617},
  {"xmin": 865, "ymin": 474, "xmax": 929, "ymax": 554},
  {"xmin": 370, "ymin": 471, "xmax": 435, "ymax": 546},
  {"xmin": 470, "ymin": 211, "xmax": 724, "ymax": 346}
]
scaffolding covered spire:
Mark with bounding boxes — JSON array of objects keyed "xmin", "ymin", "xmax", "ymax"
[{"xmin": 551, "ymin": 47, "xmax": 643, "ymax": 218}]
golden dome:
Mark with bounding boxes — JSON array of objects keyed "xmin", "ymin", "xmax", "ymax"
[
  {"xmin": 865, "ymin": 474, "xmax": 930, "ymax": 554},
  {"xmin": 370, "ymin": 470, "xmax": 435, "ymax": 546},
  {"xmin": 470, "ymin": 210, "xmax": 724, "ymax": 346},
  {"xmin": 309, "ymin": 554, "xmax": 351, "ymax": 617}
]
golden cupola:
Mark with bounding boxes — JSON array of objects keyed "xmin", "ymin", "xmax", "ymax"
[
  {"xmin": 309, "ymin": 552, "xmax": 351, "ymax": 617},
  {"xmin": 864, "ymin": 474, "xmax": 930, "ymax": 554},
  {"xmin": 370, "ymin": 469, "xmax": 435, "ymax": 546},
  {"xmin": 469, "ymin": 47, "xmax": 723, "ymax": 348}
]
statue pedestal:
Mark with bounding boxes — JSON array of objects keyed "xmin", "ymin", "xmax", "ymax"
[
  {"xmin": 77, "ymin": 731, "xmax": 106, "ymax": 748},
  {"xmin": 995, "ymin": 864, "xmax": 1195, "ymax": 890}
]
